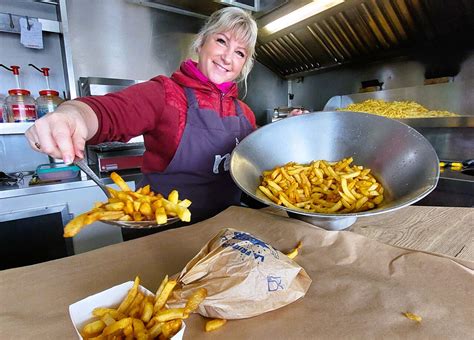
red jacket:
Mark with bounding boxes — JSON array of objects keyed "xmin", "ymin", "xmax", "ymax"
[{"xmin": 78, "ymin": 63, "xmax": 256, "ymax": 173}]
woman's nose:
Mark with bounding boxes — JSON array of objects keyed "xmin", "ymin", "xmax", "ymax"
[{"xmin": 221, "ymin": 49, "xmax": 232, "ymax": 64}]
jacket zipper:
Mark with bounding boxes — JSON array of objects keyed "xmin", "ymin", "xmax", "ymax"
[{"xmin": 220, "ymin": 92, "xmax": 225, "ymax": 115}]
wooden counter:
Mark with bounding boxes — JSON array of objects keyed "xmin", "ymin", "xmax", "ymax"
[{"xmin": 350, "ymin": 205, "xmax": 473, "ymax": 261}]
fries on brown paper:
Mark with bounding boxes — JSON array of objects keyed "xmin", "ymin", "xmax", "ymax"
[
  {"xmin": 259, "ymin": 158, "xmax": 384, "ymax": 214},
  {"xmin": 64, "ymin": 172, "xmax": 192, "ymax": 237}
]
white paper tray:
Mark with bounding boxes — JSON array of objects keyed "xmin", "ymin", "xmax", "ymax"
[{"xmin": 69, "ymin": 281, "xmax": 185, "ymax": 339}]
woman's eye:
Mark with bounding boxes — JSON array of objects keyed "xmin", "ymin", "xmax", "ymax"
[
  {"xmin": 216, "ymin": 38, "xmax": 226, "ymax": 45},
  {"xmin": 236, "ymin": 51, "xmax": 245, "ymax": 58}
]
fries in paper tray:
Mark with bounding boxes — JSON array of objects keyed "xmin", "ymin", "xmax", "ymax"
[{"xmin": 69, "ymin": 278, "xmax": 189, "ymax": 339}]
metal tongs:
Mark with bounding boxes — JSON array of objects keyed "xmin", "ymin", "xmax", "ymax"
[{"xmin": 74, "ymin": 158, "xmax": 179, "ymax": 229}]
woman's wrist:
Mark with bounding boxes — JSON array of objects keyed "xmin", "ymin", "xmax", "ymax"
[{"xmin": 59, "ymin": 100, "xmax": 99, "ymax": 141}]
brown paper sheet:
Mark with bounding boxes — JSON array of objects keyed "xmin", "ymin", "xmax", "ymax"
[{"xmin": 0, "ymin": 206, "xmax": 472, "ymax": 339}]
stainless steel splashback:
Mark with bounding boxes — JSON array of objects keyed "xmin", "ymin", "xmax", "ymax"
[
  {"xmin": 78, "ymin": 77, "xmax": 145, "ymax": 144},
  {"xmin": 78, "ymin": 77, "xmax": 144, "ymax": 97}
]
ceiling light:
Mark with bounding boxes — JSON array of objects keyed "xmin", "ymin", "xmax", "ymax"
[{"xmin": 263, "ymin": 0, "xmax": 344, "ymax": 35}]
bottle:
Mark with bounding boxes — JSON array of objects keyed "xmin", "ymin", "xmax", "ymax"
[
  {"xmin": 28, "ymin": 64, "xmax": 64, "ymax": 118},
  {"xmin": 0, "ymin": 65, "xmax": 36, "ymax": 122},
  {"xmin": 0, "ymin": 94, "xmax": 5, "ymax": 123},
  {"xmin": 36, "ymin": 90, "xmax": 63, "ymax": 118},
  {"xmin": 4, "ymin": 89, "xmax": 37, "ymax": 122}
]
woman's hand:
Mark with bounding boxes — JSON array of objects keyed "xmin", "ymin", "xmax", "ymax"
[
  {"xmin": 289, "ymin": 108, "xmax": 310, "ymax": 116},
  {"xmin": 25, "ymin": 101, "xmax": 98, "ymax": 164}
]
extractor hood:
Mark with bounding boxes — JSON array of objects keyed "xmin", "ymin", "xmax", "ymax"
[
  {"xmin": 130, "ymin": 0, "xmax": 288, "ymax": 18},
  {"xmin": 133, "ymin": 0, "xmax": 474, "ymax": 79},
  {"xmin": 256, "ymin": 0, "xmax": 474, "ymax": 78}
]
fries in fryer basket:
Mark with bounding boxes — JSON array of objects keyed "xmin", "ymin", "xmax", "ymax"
[
  {"xmin": 258, "ymin": 158, "xmax": 384, "ymax": 213},
  {"xmin": 338, "ymin": 99, "xmax": 458, "ymax": 118},
  {"xmin": 79, "ymin": 276, "xmax": 207, "ymax": 339},
  {"xmin": 63, "ymin": 172, "xmax": 192, "ymax": 237}
]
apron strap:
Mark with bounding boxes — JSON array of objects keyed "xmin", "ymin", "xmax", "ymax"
[
  {"xmin": 185, "ymin": 86, "xmax": 246, "ymax": 119},
  {"xmin": 233, "ymin": 98, "xmax": 245, "ymax": 118},
  {"xmin": 184, "ymin": 87, "xmax": 199, "ymax": 110}
]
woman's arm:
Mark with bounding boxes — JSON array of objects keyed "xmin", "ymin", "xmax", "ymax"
[
  {"xmin": 26, "ymin": 78, "xmax": 165, "ymax": 163},
  {"xmin": 25, "ymin": 100, "xmax": 98, "ymax": 164}
]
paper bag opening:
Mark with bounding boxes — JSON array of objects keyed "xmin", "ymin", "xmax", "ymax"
[{"xmin": 169, "ymin": 228, "xmax": 312, "ymax": 319}]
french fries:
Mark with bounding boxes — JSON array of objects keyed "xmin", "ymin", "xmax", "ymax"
[
  {"xmin": 339, "ymin": 99, "xmax": 458, "ymax": 118},
  {"xmin": 286, "ymin": 241, "xmax": 302, "ymax": 259},
  {"xmin": 64, "ymin": 172, "xmax": 192, "ymax": 237},
  {"xmin": 81, "ymin": 276, "xmax": 207, "ymax": 339},
  {"xmin": 205, "ymin": 318, "xmax": 227, "ymax": 332},
  {"xmin": 258, "ymin": 158, "xmax": 384, "ymax": 214}
]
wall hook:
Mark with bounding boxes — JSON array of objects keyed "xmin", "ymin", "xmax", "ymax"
[
  {"xmin": 8, "ymin": 13, "xmax": 14, "ymax": 29},
  {"xmin": 26, "ymin": 16, "xmax": 32, "ymax": 30}
]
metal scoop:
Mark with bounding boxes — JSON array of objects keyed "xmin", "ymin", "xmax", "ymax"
[{"xmin": 74, "ymin": 158, "xmax": 180, "ymax": 229}]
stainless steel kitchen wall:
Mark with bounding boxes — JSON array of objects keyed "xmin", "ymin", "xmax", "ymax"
[
  {"xmin": 66, "ymin": 0, "xmax": 203, "ymax": 82},
  {"xmin": 65, "ymin": 0, "xmax": 286, "ymax": 125},
  {"xmin": 243, "ymin": 62, "xmax": 288, "ymax": 126},
  {"xmin": 291, "ymin": 52, "xmax": 474, "ymax": 113}
]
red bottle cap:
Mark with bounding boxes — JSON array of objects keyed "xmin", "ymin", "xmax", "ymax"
[
  {"xmin": 39, "ymin": 89, "xmax": 59, "ymax": 96},
  {"xmin": 8, "ymin": 89, "xmax": 31, "ymax": 96},
  {"xmin": 10, "ymin": 66, "xmax": 20, "ymax": 75}
]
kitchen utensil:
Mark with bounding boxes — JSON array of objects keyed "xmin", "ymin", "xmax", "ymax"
[
  {"xmin": 230, "ymin": 111, "xmax": 439, "ymax": 230},
  {"xmin": 73, "ymin": 158, "xmax": 179, "ymax": 229},
  {"xmin": 440, "ymin": 159, "xmax": 474, "ymax": 168},
  {"xmin": 36, "ymin": 163, "xmax": 80, "ymax": 181},
  {"xmin": 74, "ymin": 158, "xmax": 111, "ymax": 198},
  {"xmin": 439, "ymin": 159, "xmax": 474, "ymax": 175}
]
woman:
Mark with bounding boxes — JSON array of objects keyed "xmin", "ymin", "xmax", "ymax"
[{"xmin": 26, "ymin": 7, "xmax": 258, "ymax": 233}]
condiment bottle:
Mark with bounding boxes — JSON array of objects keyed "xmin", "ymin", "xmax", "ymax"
[
  {"xmin": 36, "ymin": 89, "xmax": 63, "ymax": 118},
  {"xmin": 29, "ymin": 64, "xmax": 64, "ymax": 118},
  {"xmin": 0, "ymin": 94, "xmax": 5, "ymax": 123},
  {"xmin": 0, "ymin": 65, "xmax": 37, "ymax": 122},
  {"xmin": 4, "ymin": 89, "xmax": 37, "ymax": 122}
]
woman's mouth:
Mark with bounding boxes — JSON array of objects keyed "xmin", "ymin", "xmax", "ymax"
[{"xmin": 213, "ymin": 61, "xmax": 229, "ymax": 72}]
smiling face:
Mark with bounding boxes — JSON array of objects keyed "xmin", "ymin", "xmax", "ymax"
[{"xmin": 197, "ymin": 31, "xmax": 248, "ymax": 85}]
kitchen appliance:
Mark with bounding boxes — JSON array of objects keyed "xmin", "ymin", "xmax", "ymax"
[
  {"xmin": 78, "ymin": 77, "xmax": 147, "ymax": 172},
  {"xmin": 230, "ymin": 111, "xmax": 439, "ymax": 230},
  {"xmin": 36, "ymin": 163, "xmax": 80, "ymax": 181},
  {"xmin": 87, "ymin": 142, "xmax": 145, "ymax": 173},
  {"xmin": 324, "ymin": 81, "xmax": 474, "ymax": 207}
]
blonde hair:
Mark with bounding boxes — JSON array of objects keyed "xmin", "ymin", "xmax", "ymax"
[{"xmin": 191, "ymin": 7, "xmax": 258, "ymax": 92}]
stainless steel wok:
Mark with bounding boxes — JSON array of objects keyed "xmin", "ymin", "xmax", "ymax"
[{"xmin": 230, "ymin": 111, "xmax": 439, "ymax": 230}]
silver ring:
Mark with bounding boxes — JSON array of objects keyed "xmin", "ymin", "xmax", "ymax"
[{"xmin": 35, "ymin": 142, "xmax": 41, "ymax": 149}]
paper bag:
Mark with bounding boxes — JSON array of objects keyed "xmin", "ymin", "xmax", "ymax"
[{"xmin": 170, "ymin": 228, "xmax": 312, "ymax": 319}]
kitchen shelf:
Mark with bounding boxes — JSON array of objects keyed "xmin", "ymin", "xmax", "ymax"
[{"xmin": 0, "ymin": 122, "xmax": 33, "ymax": 135}]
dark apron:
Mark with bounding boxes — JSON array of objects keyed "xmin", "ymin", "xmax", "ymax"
[{"xmin": 122, "ymin": 87, "xmax": 254, "ymax": 240}]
